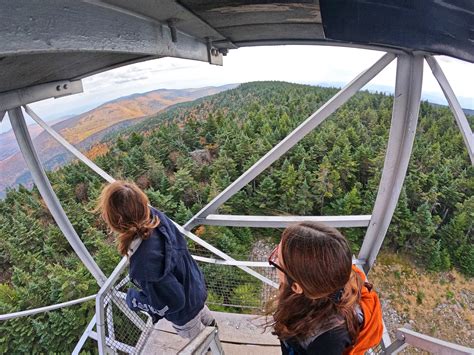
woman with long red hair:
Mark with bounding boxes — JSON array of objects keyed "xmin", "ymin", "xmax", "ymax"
[
  {"xmin": 268, "ymin": 222, "xmax": 383, "ymax": 354},
  {"xmin": 97, "ymin": 180, "xmax": 216, "ymax": 339}
]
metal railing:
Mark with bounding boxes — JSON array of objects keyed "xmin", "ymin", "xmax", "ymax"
[
  {"xmin": 197, "ymin": 214, "xmax": 372, "ymax": 228},
  {"xmin": 0, "ymin": 294, "xmax": 96, "ymax": 322},
  {"xmin": 89, "ymin": 252, "xmax": 274, "ymax": 354},
  {"xmin": 72, "ymin": 247, "xmax": 373, "ymax": 354},
  {"xmin": 94, "ymin": 259, "xmax": 153, "ymax": 354},
  {"xmin": 72, "ymin": 245, "xmax": 276, "ymax": 354},
  {"xmin": 178, "ymin": 327, "xmax": 223, "ymax": 355},
  {"xmin": 383, "ymin": 328, "xmax": 473, "ymax": 355}
]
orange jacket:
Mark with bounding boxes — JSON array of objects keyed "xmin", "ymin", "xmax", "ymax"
[{"xmin": 346, "ymin": 265, "xmax": 384, "ymax": 355}]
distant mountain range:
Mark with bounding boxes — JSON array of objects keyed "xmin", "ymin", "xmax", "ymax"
[
  {"xmin": 0, "ymin": 84, "xmax": 238, "ymax": 195},
  {"xmin": 0, "ymin": 124, "xmax": 44, "ymax": 161},
  {"xmin": 315, "ymin": 81, "xmax": 474, "ymax": 114}
]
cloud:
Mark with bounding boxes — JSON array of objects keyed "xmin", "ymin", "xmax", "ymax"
[{"xmin": 114, "ymin": 76, "xmax": 149, "ymax": 84}]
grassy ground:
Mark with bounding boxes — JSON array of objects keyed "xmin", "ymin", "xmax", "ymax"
[{"xmin": 369, "ymin": 252, "xmax": 473, "ymax": 352}]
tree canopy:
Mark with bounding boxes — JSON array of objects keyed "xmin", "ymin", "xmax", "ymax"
[{"xmin": 0, "ymin": 81, "xmax": 472, "ymax": 352}]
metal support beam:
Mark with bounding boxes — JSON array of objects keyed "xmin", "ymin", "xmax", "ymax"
[
  {"xmin": 82, "ymin": 0, "xmax": 231, "ymax": 52},
  {"xmin": 8, "ymin": 107, "xmax": 107, "ymax": 285},
  {"xmin": 192, "ymin": 255, "xmax": 271, "ymax": 267},
  {"xmin": 179, "ymin": 327, "xmax": 223, "ymax": 355},
  {"xmin": 89, "ymin": 331, "xmax": 136, "ymax": 354},
  {"xmin": 0, "ymin": 81, "xmax": 83, "ymax": 111},
  {"xmin": 384, "ymin": 328, "xmax": 473, "ymax": 354},
  {"xmin": 426, "ymin": 56, "xmax": 474, "ymax": 164},
  {"xmin": 184, "ymin": 53, "xmax": 396, "ymax": 230},
  {"xmin": 24, "ymin": 105, "xmax": 115, "ymax": 183},
  {"xmin": 381, "ymin": 318, "xmax": 392, "ymax": 349},
  {"xmin": 198, "ymin": 214, "xmax": 372, "ymax": 228},
  {"xmin": 0, "ymin": 294, "xmax": 96, "ymax": 321},
  {"xmin": 73, "ymin": 316, "xmax": 97, "ymax": 355},
  {"xmin": 192, "ymin": 255, "xmax": 364, "ymax": 267},
  {"xmin": 23, "ymin": 104, "xmax": 276, "ymax": 288},
  {"xmin": 383, "ymin": 338, "xmax": 407, "ymax": 355},
  {"xmin": 96, "ymin": 292, "xmax": 108, "ymax": 355},
  {"xmin": 358, "ymin": 54, "xmax": 424, "ymax": 273},
  {"xmin": 1, "ymin": 1, "xmax": 222, "ymax": 66},
  {"xmin": 105, "ymin": 304, "xmax": 116, "ymax": 352}
]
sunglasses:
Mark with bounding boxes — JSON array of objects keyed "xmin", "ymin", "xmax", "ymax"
[{"xmin": 268, "ymin": 245, "xmax": 294, "ymax": 286}]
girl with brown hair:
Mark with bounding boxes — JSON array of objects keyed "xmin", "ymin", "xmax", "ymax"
[
  {"xmin": 268, "ymin": 222, "xmax": 383, "ymax": 354},
  {"xmin": 97, "ymin": 181, "xmax": 215, "ymax": 339}
]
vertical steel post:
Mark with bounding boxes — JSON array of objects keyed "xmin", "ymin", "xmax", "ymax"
[
  {"xmin": 73, "ymin": 316, "xmax": 97, "ymax": 355},
  {"xmin": 105, "ymin": 303, "xmax": 116, "ymax": 353},
  {"xmin": 96, "ymin": 292, "xmax": 108, "ymax": 355},
  {"xmin": 8, "ymin": 107, "xmax": 107, "ymax": 284},
  {"xmin": 358, "ymin": 54, "xmax": 424, "ymax": 273}
]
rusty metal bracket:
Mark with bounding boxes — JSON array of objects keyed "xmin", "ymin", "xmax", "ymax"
[
  {"xmin": 167, "ymin": 19, "xmax": 178, "ymax": 43},
  {"xmin": 206, "ymin": 37, "xmax": 222, "ymax": 65}
]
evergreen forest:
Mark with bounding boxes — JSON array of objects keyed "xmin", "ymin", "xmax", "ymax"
[{"xmin": 0, "ymin": 82, "xmax": 472, "ymax": 353}]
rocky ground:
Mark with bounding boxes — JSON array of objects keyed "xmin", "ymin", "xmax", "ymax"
[
  {"xmin": 250, "ymin": 239, "xmax": 275, "ymax": 262},
  {"xmin": 369, "ymin": 252, "xmax": 473, "ymax": 352}
]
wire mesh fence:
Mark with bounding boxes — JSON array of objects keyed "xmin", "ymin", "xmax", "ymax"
[
  {"xmin": 99, "ymin": 271, "xmax": 153, "ymax": 354},
  {"xmin": 189, "ymin": 244, "xmax": 278, "ymax": 313},
  {"xmin": 94, "ymin": 242, "xmax": 278, "ymax": 354},
  {"xmin": 368, "ymin": 343, "xmax": 384, "ymax": 354}
]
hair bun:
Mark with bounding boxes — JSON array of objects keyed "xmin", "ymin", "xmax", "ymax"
[
  {"xmin": 129, "ymin": 224, "xmax": 148, "ymax": 235},
  {"xmin": 134, "ymin": 224, "xmax": 151, "ymax": 238}
]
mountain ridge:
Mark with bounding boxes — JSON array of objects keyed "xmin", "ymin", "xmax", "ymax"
[{"xmin": 0, "ymin": 84, "xmax": 238, "ymax": 194}]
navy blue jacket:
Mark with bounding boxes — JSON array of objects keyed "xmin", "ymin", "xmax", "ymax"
[{"xmin": 126, "ymin": 208, "xmax": 207, "ymax": 326}]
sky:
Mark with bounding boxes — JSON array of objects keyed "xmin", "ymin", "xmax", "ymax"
[{"xmin": 1, "ymin": 45, "xmax": 473, "ymax": 133}]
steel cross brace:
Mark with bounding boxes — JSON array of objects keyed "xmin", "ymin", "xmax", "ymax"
[
  {"xmin": 24, "ymin": 105, "xmax": 115, "ymax": 183},
  {"xmin": 24, "ymin": 105, "xmax": 277, "ymax": 288},
  {"xmin": 426, "ymin": 56, "xmax": 474, "ymax": 165},
  {"xmin": 183, "ymin": 53, "xmax": 396, "ymax": 231}
]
